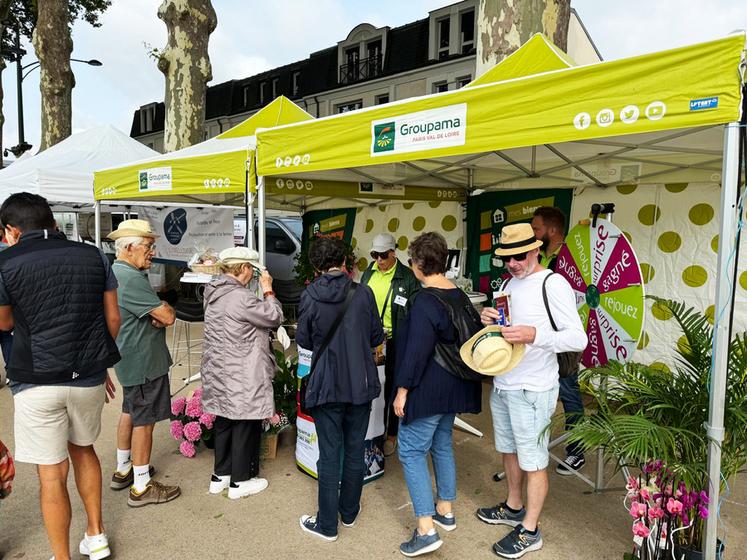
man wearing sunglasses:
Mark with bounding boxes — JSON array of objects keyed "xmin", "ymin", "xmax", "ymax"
[
  {"xmin": 360, "ymin": 233, "xmax": 420, "ymax": 457},
  {"xmin": 475, "ymin": 223, "xmax": 586, "ymax": 559},
  {"xmin": 109, "ymin": 219, "xmax": 181, "ymax": 509}
]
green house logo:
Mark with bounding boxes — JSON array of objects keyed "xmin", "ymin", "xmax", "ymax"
[
  {"xmin": 139, "ymin": 171, "xmax": 149, "ymax": 191},
  {"xmin": 373, "ymin": 122, "xmax": 395, "ymax": 153}
]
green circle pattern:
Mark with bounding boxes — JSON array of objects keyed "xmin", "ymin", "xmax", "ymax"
[
  {"xmin": 397, "ymin": 236, "xmax": 409, "ymax": 251},
  {"xmin": 711, "ymin": 235, "xmax": 719, "ymax": 253},
  {"xmin": 638, "ymin": 204, "xmax": 661, "ymax": 226},
  {"xmin": 740, "ymin": 271, "xmax": 747, "ymax": 291},
  {"xmin": 637, "ymin": 331, "xmax": 650, "ymax": 350},
  {"xmin": 651, "ymin": 301, "xmax": 673, "ymax": 321},
  {"xmin": 682, "ymin": 265, "xmax": 707, "ymax": 288},
  {"xmin": 403, "ymin": 202, "xmax": 414, "ymax": 210},
  {"xmin": 658, "ymin": 231, "xmax": 681, "ymax": 253},
  {"xmin": 388, "ymin": 218, "xmax": 399, "ymax": 232},
  {"xmin": 688, "ymin": 203, "xmax": 714, "ymax": 226},
  {"xmin": 351, "ymin": 237, "xmax": 357, "ymax": 250},
  {"xmin": 617, "ymin": 184, "xmax": 637, "ymax": 195},
  {"xmin": 364, "ymin": 219, "xmax": 374, "ymax": 233},
  {"xmin": 412, "ymin": 216, "xmax": 426, "ymax": 232},
  {"xmin": 640, "ymin": 263, "xmax": 655, "ymax": 284},
  {"xmin": 428, "ymin": 201, "xmax": 441, "ymax": 209},
  {"xmin": 357, "ymin": 257, "xmax": 368, "ymax": 272},
  {"xmin": 442, "ymin": 215, "xmax": 457, "ymax": 232},
  {"xmin": 665, "ymin": 183, "xmax": 688, "ymax": 193}
]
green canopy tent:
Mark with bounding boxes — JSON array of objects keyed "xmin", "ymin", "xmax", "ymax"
[{"xmin": 253, "ymin": 33, "xmax": 746, "ymax": 559}]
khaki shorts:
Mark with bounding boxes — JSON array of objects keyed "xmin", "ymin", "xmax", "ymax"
[{"xmin": 13, "ymin": 383, "xmax": 106, "ymax": 465}]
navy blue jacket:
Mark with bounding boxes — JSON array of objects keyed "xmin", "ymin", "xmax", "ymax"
[
  {"xmin": 296, "ymin": 272, "xmax": 385, "ymax": 409},
  {"xmin": 394, "ymin": 288, "xmax": 482, "ymax": 424}
]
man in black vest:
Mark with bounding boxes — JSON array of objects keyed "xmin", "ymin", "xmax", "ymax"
[{"xmin": 0, "ymin": 193, "xmax": 121, "ymax": 560}]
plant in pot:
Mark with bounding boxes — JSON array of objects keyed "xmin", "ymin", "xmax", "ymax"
[
  {"xmin": 567, "ymin": 297, "xmax": 747, "ymax": 560},
  {"xmin": 293, "ymin": 233, "xmax": 357, "ymax": 287}
]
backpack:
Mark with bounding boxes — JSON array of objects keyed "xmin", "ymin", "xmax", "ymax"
[{"xmin": 421, "ymin": 287, "xmax": 486, "ymax": 381}]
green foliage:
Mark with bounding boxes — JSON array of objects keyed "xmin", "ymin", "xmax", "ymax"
[
  {"xmin": 568, "ymin": 296, "xmax": 747, "ymax": 492},
  {"xmin": 273, "ymin": 348, "xmax": 298, "ymax": 425},
  {"xmin": 292, "ymin": 235, "xmax": 357, "ymax": 287}
]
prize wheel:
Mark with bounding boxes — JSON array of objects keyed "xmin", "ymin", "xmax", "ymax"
[{"xmin": 554, "ymin": 219, "xmax": 645, "ymax": 367}]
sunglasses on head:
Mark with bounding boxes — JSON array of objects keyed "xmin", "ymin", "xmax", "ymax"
[
  {"xmin": 504, "ymin": 251, "xmax": 528, "ymax": 262},
  {"xmin": 370, "ymin": 250, "xmax": 391, "ymax": 260}
]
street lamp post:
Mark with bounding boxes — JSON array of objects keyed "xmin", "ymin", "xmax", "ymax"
[{"xmin": 3, "ymin": 24, "xmax": 102, "ymax": 158}]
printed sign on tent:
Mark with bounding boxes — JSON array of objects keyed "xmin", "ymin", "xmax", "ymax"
[
  {"xmin": 139, "ymin": 206, "xmax": 234, "ymax": 263},
  {"xmin": 371, "ymin": 104, "xmax": 467, "ymax": 157}
]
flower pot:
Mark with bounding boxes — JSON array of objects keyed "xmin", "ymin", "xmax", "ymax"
[
  {"xmin": 673, "ymin": 541, "xmax": 723, "ymax": 560},
  {"xmin": 277, "ymin": 426, "xmax": 296, "ymax": 448},
  {"xmin": 260, "ymin": 433, "xmax": 278, "ymax": 459}
]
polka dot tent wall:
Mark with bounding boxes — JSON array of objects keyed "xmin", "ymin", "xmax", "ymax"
[
  {"xmin": 350, "ymin": 202, "xmax": 463, "ymax": 277},
  {"xmin": 571, "ymin": 182, "xmax": 746, "ymax": 368}
]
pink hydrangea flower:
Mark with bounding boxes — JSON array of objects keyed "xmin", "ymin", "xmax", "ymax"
[
  {"xmin": 169, "ymin": 420, "xmax": 184, "ymax": 440},
  {"xmin": 185, "ymin": 397, "xmax": 203, "ymax": 418},
  {"xmin": 632, "ymin": 522, "xmax": 650, "ymax": 538},
  {"xmin": 629, "ymin": 501, "xmax": 647, "ymax": 518},
  {"xmin": 666, "ymin": 498, "xmax": 684, "ymax": 515},
  {"xmin": 193, "ymin": 386, "xmax": 203, "ymax": 399},
  {"xmin": 183, "ymin": 421, "xmax": 202, "ymax": 442},
  {"xmin": 199, "ymin": 413, "xmax": 215, "ymax": 429},
  {"xmin": 171, "ymin": 397, "xmax": 186, "ymax": 416},
  {"xmin": 179, "ymin": 440, "xmax": 196, "ymax": 458}
]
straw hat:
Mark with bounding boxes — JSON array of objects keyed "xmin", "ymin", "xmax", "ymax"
[
  {"xmin": 459, "ymin": 325, "xmax": 525, "ymax": 376},
  {"xmin": 108, "ymin": 219, "xmax": 158, "ymax": 240},
  {"xmin": 219, "ymin": 247, "xmax": 265, "ymax": 270},
  {"xmin": 494, "ymin": 223, "xmax": 542, "ymax": 256}
]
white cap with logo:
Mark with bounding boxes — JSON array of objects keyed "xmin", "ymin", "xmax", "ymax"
[{"xmin": 370, "ymin": 233, "xmax": 396, "ymax": 253}]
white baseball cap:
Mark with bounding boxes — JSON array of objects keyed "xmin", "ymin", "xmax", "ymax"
[
  {"xmin": 370, "ymin": 233, "xmax": 396, "ymax": 253},
  {"xmin": 219, "ymin": 247, "xmax": 265, "ymax": 270}
]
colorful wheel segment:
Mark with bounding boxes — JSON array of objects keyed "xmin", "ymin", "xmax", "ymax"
[{"xmin": 555, "ymin": 219, "xmax": 645, "ymax": 368}]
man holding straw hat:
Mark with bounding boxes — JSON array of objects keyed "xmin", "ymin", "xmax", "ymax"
[{"xmin": 464, "ymin": 223, "xmax": 587, "ymax": 559}]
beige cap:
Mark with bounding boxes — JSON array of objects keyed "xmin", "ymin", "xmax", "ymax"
[{"xmin": 219, "ymin": 247, "xmax": 265, "ymax": 270}]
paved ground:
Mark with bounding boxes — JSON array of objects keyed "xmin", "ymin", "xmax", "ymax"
[{"xmin": 0, "ymin": 328, "xmax": 745, "ymax": 559}]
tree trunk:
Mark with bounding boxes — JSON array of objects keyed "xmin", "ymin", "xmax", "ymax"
[
  {"xmin": 32, "ymin": 0, "xmax": 74, "ymax": 151},
  {"xmin": 0, "ymin": 0, "xmax": 11, "ymax": 168},
  {"xmin": 157, "ymin": 0, "xmax": 217, "ymax": 152},
  {"xmin": 476, "ymin": 0, "xmax": 571, "ymax": 78}
]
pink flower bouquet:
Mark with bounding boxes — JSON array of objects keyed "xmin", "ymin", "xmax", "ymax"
[{"xmin": 170, "ymin": 388, "xmax": 215, "ymax": 458}]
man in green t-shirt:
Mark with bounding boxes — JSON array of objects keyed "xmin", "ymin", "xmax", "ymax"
[
  {"xmin": 360, "ymin": 233, "xmax": 420, "ymax": 456},
  {"xmin": 108, "ymin": 220, "xmax": 181, "ymax": 507}
]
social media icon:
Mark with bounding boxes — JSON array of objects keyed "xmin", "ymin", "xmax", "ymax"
[
  {"xmin": 620, "ymin": 105, "xmax": 640, "ymax": 124},
  {"xmin": 645, "ymin": 101, "xmax": 666, "ymax": 121},
  {"xmin": 573, "ymin": 112, "xmax": 591, "ymax": 130},
  {"xmin": 284, "ymin": 156, "xmax": 292, "ymax": 167},
  {"xmin": 596, "ymin": 109, "xmax": 614, "ymax": 127}
]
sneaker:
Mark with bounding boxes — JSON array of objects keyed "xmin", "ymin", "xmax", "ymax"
[
  {"xmin": 492, "ymin": 525, "xmax": 543, "ymax": 558},
  {"xmin": 299, "ymin": 515, "xmax": 338, "ymax": 542},
  {"xmin": 399, "ymin": 529, "xmax": 443, "ymax": 557},
  {"xmin": 476, "ymin": 502, "xmax": 525, "ymax": 527},
  {"xmin": 556, "ymin": 455, "xmax": 586, "ymax": 475},
  {"xmin": 384, "ymin": 438, "xmax": 398, "ymax": 457},
  {"xmin": 127, "ymin": 480, "xmax": 181, "ymax": 507},
  {"xmin": 228, "ymin": 477, "xmax": 268, "ymax": 499},
  {"xmin": 209, "ymin": 474, "xmax": 230, "ymax": 494},
  {"xmin": 433, "ymin": 506, "xmax": 456, "ymax": 532},
  {"xmin": 341, "ymin": 503, "xmax": 361, "ymax": 527},
  {"xmin": 110, "ymin": 465, "xmax": 155, "ymax": 490},
  {"xmin": 79, "ymin": 532, "xmax": 111, "ymax": 560}
]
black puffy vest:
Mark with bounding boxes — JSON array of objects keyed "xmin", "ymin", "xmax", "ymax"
[{"xmin": 0, "ymin": 230, "xmax": 121, "ymax": 384}]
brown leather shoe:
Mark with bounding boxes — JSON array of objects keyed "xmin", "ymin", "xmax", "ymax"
[
  {"xmin": 127, "ymin": 480, "xmax": 181, "ymax": 507},
  {"xmin": 110, "ymin": 465, "xmax": 155, "ymax": 490}
]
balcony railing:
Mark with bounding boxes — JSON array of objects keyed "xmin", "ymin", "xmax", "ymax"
[{"xmin": 339, "ymin": 53, "xmax": 383, "ymax": 85}]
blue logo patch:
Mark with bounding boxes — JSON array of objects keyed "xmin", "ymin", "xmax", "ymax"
[
  {"xmin": 164, "ymin": 208, "xmax": 187, "ymax": 245},
  {"xmin": 689, "ymin": 97, "xmax": 719, "ymax": 111}
]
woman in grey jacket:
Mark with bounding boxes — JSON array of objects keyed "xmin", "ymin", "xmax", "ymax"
[{"xmin": 200, "ymin": 247, "xmax": 284, "ymax": 500}]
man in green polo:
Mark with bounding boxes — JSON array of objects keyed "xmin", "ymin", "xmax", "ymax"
[
  {"xmin": 361, "ymin": 233, "xmax": 420, "ymax": 456},
  {"xmin": 108, "ymin": 219, "xmax": 181, "ymax": 507}
]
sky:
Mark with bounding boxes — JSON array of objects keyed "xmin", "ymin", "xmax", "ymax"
[{"xmin": 2, "ymin": 0, "xmax": 746, "ymax": 154}]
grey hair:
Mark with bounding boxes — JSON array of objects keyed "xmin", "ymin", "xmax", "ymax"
[{"xmin": 114, "ymin": 236, "xmax": 148, "ymax": 257}]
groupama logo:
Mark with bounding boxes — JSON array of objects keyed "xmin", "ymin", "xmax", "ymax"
[{"xmin": 373, "ymin": 122, "xmax": 395, "ymax": 153}]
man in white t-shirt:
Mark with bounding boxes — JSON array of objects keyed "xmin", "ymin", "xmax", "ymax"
[{"xmin": 475, "ymin": 223, "xmax": 587, "ymax": 559}]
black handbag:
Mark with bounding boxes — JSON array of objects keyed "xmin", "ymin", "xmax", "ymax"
[
  {"xmin": 298, "ymin": 283, "xmax": 358, "ymax": 412},
  {"xmin": 542, "ymin": 274, "xmax": 583, "ymax": 379}
]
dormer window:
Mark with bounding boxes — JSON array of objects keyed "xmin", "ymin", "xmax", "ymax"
[
  {"xmin": 292, "ymin": 71, "xmax": 301, "ymax": 96},
  {"xmin": 242, "ymin": 85, "xmax": 250, "ymax": 107},
  {"xmin": 272, "ymin": 77, "xmax": 279, "ymax": 99},
  {"xmin": 460, "ymin": 9, "xmax": 475, "ymax": 54},
  {"xmin": 437, "ymin": 17, "xmax": 450, "ymax": 59},
  {"xmin": 139, "ymin": 103, "xmax": 156, "ymax": 133},
  {"xmin": 259, "ymin": 81, "xmax": 267, "ymax": 104}
]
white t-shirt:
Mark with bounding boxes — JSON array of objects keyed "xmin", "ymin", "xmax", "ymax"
[{"xmin": 493, "ymin": 269, "xmax": 588, "ymax": 392}]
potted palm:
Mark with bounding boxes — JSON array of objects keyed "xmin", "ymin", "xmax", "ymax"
[{"xmin": 567, "ymin": 297, "xmax": 747, "ymax": 559}]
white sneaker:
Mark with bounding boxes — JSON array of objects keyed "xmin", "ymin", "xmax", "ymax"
[
  {"xmin": 209, "ymin": 474, "xmax": 230, "ymax": 494},
  {"xmin": 79, "ymin": 532, "xmax": 111, "ymax": 560},
  {"xmin": 228, "ymin": 477, "xmax": 268, "ymax": 499}
]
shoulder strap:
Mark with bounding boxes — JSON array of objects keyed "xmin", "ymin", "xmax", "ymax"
[
  {"xmin": 379, "ymin": 281, "xmax": 395, "ymax": 322},
  {"xmin": 541, "ymin": 272, "xmax": 558, "ymax": 332},
  {"xmin": 309, "ymin": 283, "xmax": 358, "ymax": 375},
  {"xmin": 499, "ymin": 277, "xmax": 511, "ymax": 292}
]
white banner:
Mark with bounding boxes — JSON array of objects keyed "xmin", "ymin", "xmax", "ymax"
[
  {"xmin": 371, "ymin": 104, "xmax": 467, "ymax": 157},
  {"xmin": 139, "ymin": 206, "xmax": 234, "ymax": 263}
]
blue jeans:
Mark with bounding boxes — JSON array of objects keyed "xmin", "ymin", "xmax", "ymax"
[
  {"xmin": 558, "ymin": 373, "xmax": 585, "ymax": 456},
  {"xmin": 311, "ymin": 402, "xmax": 370, "ymax": 536},
  {"xmin": 398, "ymin": 414, "xmax": 457, "ymax": 518}
]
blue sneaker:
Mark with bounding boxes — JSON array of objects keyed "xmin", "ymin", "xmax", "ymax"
[
  {"xmin": 476, "ymin": 502, "xmax": 526, "ymax": 527},
  {"xmin": 492, "ymin": 525, "xmax": 543, "ymax": 558},
  {"xmin": 433, "ymin": 507, "xmax": 456, "ymax": 532},
  {"xmin": 299, "ymin": 515, "xmax": 338, "ymax": 542},
  {"xmin": 399, "ymin": 529, "xmax": 443, "ymax": 557}
]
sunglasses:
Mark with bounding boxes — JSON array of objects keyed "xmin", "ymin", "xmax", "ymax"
[
  {"xmin": 370, "ymin": 251, "xmax": 391, "ymax": 260},
  {"xmin": 504, "ymin": 251, "xmax": 528, "ymax": 262}
]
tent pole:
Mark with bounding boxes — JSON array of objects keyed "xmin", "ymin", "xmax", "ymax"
[
  {"xmin": 703, "ymin": 122, "xmax": 740, "ymax": 560},
  {"xmin": 244, "ymin": 166, "xmax": 250, "ymax": 248},
  {"xmin": 94, "ymin": 201, "xmax": 101, "ymax": 248},
  {"xmin": 258, "ymin": 175, "xmax": 266, "ymax": 266}
]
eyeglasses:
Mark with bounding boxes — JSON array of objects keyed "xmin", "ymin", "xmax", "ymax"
[
  {"xmin": 504, "ymin": 251, "xmax": 528, "ymax": 262},
  {"xmin": 370, "ymin": 251, "xmax": 391, "ymax": 260},
  {"xmin": 138, "ymin": 242, "xmax": 156, "ymax": 253}
]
